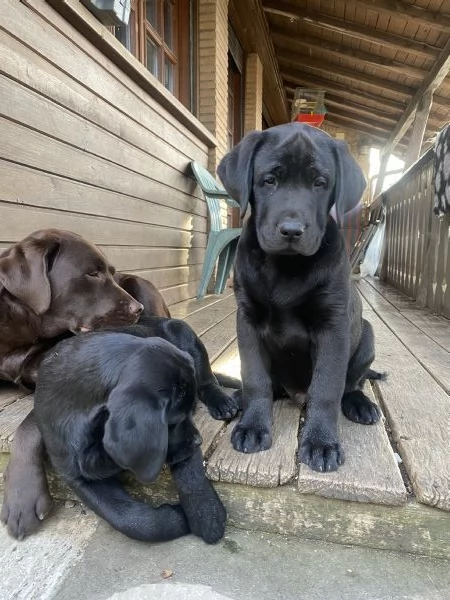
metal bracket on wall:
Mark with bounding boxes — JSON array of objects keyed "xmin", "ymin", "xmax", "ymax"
[{"xmin": 80, "ymin": 0, "xmax": 131, "ymax": 26}]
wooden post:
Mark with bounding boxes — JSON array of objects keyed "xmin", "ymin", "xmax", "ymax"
[
  {"xmin": 404, "ymin": 91, "xmax": 433, "ymax": 168},
  {"xmin": 373, "ymin": 149, "xmax": 391, "ymax": 198}
]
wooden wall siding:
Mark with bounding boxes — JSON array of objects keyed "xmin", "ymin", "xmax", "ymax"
[
  {"xmin": 381, "ymin": 148, "xmax": 450, "ymax": 319},
  {"xmin": 0, "ymin": 0, "xmax": 212, "ymax": 307}
]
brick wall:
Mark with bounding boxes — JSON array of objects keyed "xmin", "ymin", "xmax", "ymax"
[{"xmin": 198, "ymin": 0, "xmax": 229, "ymax": 173}]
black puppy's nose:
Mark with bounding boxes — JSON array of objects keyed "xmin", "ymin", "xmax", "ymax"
[{"xmin": 279, "ymin": 221, "xmax": 305, "ymax": 240}]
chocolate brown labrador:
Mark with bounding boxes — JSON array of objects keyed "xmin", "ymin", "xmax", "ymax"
[
  {"xmin": 0, "ymin": 229, "xmax": 170, "ymax": 539},
  {"xmin": 217, "ymin": 123, "xmax": 382, "ymax": 473}
]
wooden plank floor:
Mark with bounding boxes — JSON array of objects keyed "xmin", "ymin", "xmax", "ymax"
[
  {"xmin": 357, "ymin": 279, "xmax": 450, "ymax": 512},
  {"xmin": 1, "ymin": 282, "xmax": 449, "ymax": 515}
]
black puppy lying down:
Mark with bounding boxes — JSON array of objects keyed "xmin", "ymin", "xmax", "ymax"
[{"xmin": 34, "ymin": 317, "xmax": 235, "ymax": 543}]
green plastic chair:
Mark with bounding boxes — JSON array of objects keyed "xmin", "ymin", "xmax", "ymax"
[{"xmin": 190, "ymin": 161, "xmax": 242, "ymax": 299}]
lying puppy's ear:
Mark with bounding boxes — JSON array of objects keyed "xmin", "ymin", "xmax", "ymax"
[
  {"xmin": 217, "ymin": 130, "xmax": 263, "ymax": 219},
  {"xmin": 103, "ymin": 391, "xmax": 169, "ymax": 483},
  {"xmin": 332, "ymin": 140, "xmax": 367, "ymax": 227},
  {"xmin": 0, "ymin": 238, "xmax": 60, "ymax": 314}
]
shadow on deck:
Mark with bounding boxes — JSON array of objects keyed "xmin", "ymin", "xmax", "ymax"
[{"xmin": 1, "ymin": 281, "xmax": 449, "ymax": 559}]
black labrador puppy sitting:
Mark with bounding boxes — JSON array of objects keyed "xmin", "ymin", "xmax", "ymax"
[
  {"xmin": 217, "ymin": 122, "xmax": 381, "ymax": 473},
  {"xmin": 34, "ymin": 317, "xmax": 233, "ymax": 543}
]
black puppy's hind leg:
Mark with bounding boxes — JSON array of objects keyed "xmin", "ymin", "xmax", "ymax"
[
  {"xmin": 342, "ymin": 319, "xmax": 381, "ymax": 425},
  {"xmin": 70, "ymin": 477, "xmax": 189, "ymax": 542}
]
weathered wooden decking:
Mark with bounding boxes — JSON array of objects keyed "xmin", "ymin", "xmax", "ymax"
[{"xmin": 1, "ymin": 280, "xmax": 450, "ymax": 558}]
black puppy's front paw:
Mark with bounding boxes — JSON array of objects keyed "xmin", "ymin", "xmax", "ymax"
[
  {"xmin": 299, "ymin": 428, "xmax": 344, "ymax": 472},
  {"xmin": 231, "ymin": 419, "xmax": 272, "ymax": 454},
  {"xmin": 203, "ymin": 387, "xmax": 240, "ymax": 421},
  {"xmin": 1, "ymin": 462, "xmax": 53, "ymax": 540},
  {"xmin": 183, "ymin": 487, "xmax": 227, "ymax": 544},
  {"xmin": 342, "ymin": 390, "xmax": 381, "ymax": 425}
]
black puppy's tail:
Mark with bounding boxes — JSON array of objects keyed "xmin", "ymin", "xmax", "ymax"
[
  {"xmin": 367, "ymin": 369, "xmax": 388, "ymax": 381},
  {"xmin": 213, "ymin": 372, "xmax": 242, "ymax": 389},
  {"xmin": 70, "ymin": 476, "xmax": 189, "ymax": 542}
]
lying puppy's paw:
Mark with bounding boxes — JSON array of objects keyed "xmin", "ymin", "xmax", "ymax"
[
  {"xmin": 183, "ymin": 487, "xmax": 227, "ymax": 544},
  {"xmin": 0, "ymin": 462, "xmax": 53, "ymax": 539},
  {"xmin": 231, "ymin": 419, "xmax": 272, "ymax": 454},
  {"xmin": 366, "ymin": 369, "xmax": 387, "ymax": 381},
  {"xmin": 342, "ymin": 390, "xmax": 381, "ymax": 425},
  {"xmin": 203, "ymin": 387, "xmax": 240, "ymax": 421},
  {"xmin": 299, "ymin": 429, "xmax": 344, "ymax": 472}
]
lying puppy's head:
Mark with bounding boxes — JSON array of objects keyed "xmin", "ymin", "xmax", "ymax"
[
  {"xmin": 101, "ymin": 337, "xmax": 196, "ymax": 483},
  {"xmin": 0, "ymin": 229, "xmax": 143, "ymax": 336},
  {"xmin": 218, "ymin": 123, "xmax": 366, "ymax": 256}
]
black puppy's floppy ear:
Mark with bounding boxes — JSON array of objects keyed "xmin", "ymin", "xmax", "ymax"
[
  {"xmin": 0, "ymin": 238, "xmax": 60, "ymax": 315},
  {"xmin": 217, "ymin": 130, "xmax": 263, "ymax": 219},
  {"xmin": 332, "ymin": 139, "xmax": 366, "ymax": 227},
  {"xmin": 103, "ymin": 390, "xmax": 168, "ymax": 484}
]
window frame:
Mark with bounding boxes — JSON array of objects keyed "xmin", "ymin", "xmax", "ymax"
[{"xmin": 115, "ymin": 0, "xmax": 195, "ymax": 111}]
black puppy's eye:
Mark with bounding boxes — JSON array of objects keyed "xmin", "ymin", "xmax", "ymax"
[
  {"xmin": 264, "ymin": 175, "xmax": 276, "ymax": 186},
  {"xmin": 313, "ymin": 177, "xmax": 327, "ymax": 188},
  {"xmin": 87, "ymin": 271, "xmax": 100, "ymax": 278}
]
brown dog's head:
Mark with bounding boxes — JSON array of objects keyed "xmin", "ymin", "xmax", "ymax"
[
  {"xmin": 217, "ymin": 123, "xmax": 366, "ymax": 257},
  {"xmin": 0, "ymin": 229, "xmax": 143, "ymax": 337}
]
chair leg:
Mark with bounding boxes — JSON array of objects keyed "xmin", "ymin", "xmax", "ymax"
[
  {"xmin": 197, "ymin": 234, "xmax": 220, "ymax": 299},
  {"xmin": 214, "ymin": 241, "xmax": 237, "ymax": 294},
  {"xmin": 213, "ymin": 246, "xmax": 231, "ymax": 295},
  {"xmin": 198, "ymin": 234, "xmax": 240, "ymax": 299}
]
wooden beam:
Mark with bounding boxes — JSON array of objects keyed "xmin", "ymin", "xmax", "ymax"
[
  {"xmin": 286, "ymin": 89, "xmax": 399, "ymax": 125},
  {"xmin": 317, "ymin": 98, "xmax": 397, "ymax": 128},
  {"xmin": 350, "ymin": 0, "xmax": 450, "ymax": 33},
  {"xmin": 325, "ymin": 113, "xmax": 410, "ymax": 149},
  {"xmin": 277, "ymin": 53, "xmax": 414, "ymax": 99},
  {"xmin": 272, "ymin": 27, "xmax": 427, "ymax": 81},
  {"xmin": 383, "ymin": 36, "xmax": 450, "ymax": 150},
  {"xmin": 404, "ymin": 91, "xmax": 434, "ymax": 168},
  {"xmin": 373, "ymin": 151, "xmax": 391, "ymax": 198},
  {"xmin": 323, "ymin": 108, "xmax": 395, "ymax": 137},
  {"xmin": 262, "ymin": 1, "xmax": 441, "ymax": 60},
  {"xmin": 280, "ymin": 66, "xmax": 450, "ymax": 114},
  {"xmin": 282, "ymin": 70, "xmax": 407, "ymax": 114},
  {"xmin": 286, "ymin": 86, "xmax": 443, "ymax": 131},
  {"xmin": 323, "ymin": 116, "xmax": 390, "ymax": 145},
  {"xmin": 229, "ymin": 0, "xmax": 288, "ymax": 125}
]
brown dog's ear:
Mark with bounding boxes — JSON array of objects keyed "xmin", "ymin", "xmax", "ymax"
[
  {"xmin": 332, "ymin": 140, "xmax": 367, "ymax": 227},
  {"xmin": 0, "ymin": 239, "xmax": 60, "ymax": 314},
  {"xmin": 217, "ymin": 130, "xmax": 263, "ymax": 219}
]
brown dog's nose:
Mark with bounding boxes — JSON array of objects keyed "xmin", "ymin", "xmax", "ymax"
[
  {"xmin": 129, "ymin": 301, "xmax": 144, "ymax": 316},
  {"xmin": 279, "ymin": 221, "xmax": 305, "ymax": 240}
]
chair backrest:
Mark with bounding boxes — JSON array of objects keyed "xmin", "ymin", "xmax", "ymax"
[{"xmin": 190, "ymin": 161, "xmax": 239, "ymax": 232}]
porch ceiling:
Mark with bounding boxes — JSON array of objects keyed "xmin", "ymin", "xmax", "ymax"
[{"xmin": 251, "ymin": 0, "xmax": 450, "ymax": 153}]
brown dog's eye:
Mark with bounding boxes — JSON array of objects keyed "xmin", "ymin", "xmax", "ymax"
[
  {"xmin": 314, "ymin": 177, "xmax": 326, "ymax": 188},
  {"xmin": 264, "ymin": 175, "xmax": 276, "ymax": 186}
]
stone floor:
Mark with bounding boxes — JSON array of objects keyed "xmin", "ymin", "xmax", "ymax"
[{"xmin": 2, "ymin": 495, "xmax": 450, "ymax": 600}]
